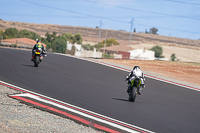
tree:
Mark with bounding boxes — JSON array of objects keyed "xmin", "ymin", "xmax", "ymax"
[
  {"xmin": 52, "ymin": 32, "xmax": 57, "ymax": 38},
  {"xmin": 0, "ymin": 30, "xmax": 3, "ymax": 38},
  {"xmin": 45, "ymin": 32, "xmax": 57, "ymax": 43},
  {"xmin": 3, "ymin": 28, "xmax": 19, "ymax": 39},
  {"xmin": 18, "ymin": 29, "xmax": 40, "ymax": 40},
  {"xmin": 51, "ymin": 36, "xmax": 66, "ymax": 53},
  {"xmin": 94, "ymin": 38, "xmax": 120, "ymax": 50},
  {"xmin": 41, "ymin": 37, "xmax": 51, "ymax": 48},
  {"xmin": 150, "ymin": 45, "xmax": 163, "ymax": 58},
  {"xmin": 0, "ymin": 30, "xmax": 3, "ymax": 45},
  {"xmin": 82, "ymin": 44, "xmax": 94, "ymax": 51},
  {"xmin": 45, "ymin": 32, "xmax": 52, "ymax": 42},
  {"xmin": 133, "ymin": 28, "xmax": 136, "ymax": 33},
  {"xmin": 94, "ymin": 42, "xmax": 104, "ymax": 49},
  {"xmin": 45, "ymin": 32, "xmax": 57, "ymax": 49},
  {"xmin": 171, "ymin": 53, "xmax": 176, "ymax": 61},
  {"xmin": 62, "ymin": 33, "xmax": 75, "ymax": 43},
  {"xmin": 74, "ymin": 33, "xmax": 82, "ymax": 44},
  {"xmin": 102, "ymin": 38, "xmax": 119, "ymax": 47},
  {"xmin": 150, "ymin": 27, "xmax": 158, "ymax": 35}
]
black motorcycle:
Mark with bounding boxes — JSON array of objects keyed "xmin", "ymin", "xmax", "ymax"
[
  {"xmin": 126, "ymin": 71, "xmax": 143, "ymax": 102},
  {"xmin": 128, "ymin": 77, "xmax": 142, "ymax": 102},
  {"xmin": 32, "ymin": 48, "xmax": 46, "ymax": 67}
]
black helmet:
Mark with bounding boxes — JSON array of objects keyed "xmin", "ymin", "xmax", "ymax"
[{"xmin": 133, "ymin": 66, "xmax": 140, "ymax": 70}]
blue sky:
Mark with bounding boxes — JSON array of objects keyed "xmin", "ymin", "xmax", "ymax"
[{"xmin": 1, "ymin": 0, "xmax": 200, "ymax": 40}]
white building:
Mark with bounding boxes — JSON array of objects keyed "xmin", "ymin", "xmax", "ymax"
[
  {"xmin": 129, "ymin": 49, "xmax": 155, "ymax": 60},
  {"xmin": 67, "ymin": 41, "xmax": 102, "ymax": 58},
  {"xmin": 66, "ymin": 41, "xmax": 82, "ymax": 57}
]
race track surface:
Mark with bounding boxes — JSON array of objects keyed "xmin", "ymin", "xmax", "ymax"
[{"xmin": 0, "ymin": 48, "xmax": 200, "ymax": 133}]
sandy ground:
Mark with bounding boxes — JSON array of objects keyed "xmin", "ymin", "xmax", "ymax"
[{"xmin": 99, "ymin": 59, "xmax": 200, "ymax": 88}]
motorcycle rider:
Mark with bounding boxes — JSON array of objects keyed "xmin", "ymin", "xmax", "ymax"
[
  {"xmin": 31, "ymin": 39, "xmax": 46, "ymax": 61},
  {"xmin": 126, "ymin": 66, "xmax": 145, "ymax": 95}
]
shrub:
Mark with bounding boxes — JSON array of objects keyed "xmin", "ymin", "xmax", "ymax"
[
  {"xmin": 150, "ymin": 45, "xmax": 163, "ymax": 58},
  {"xmin": 171, "ymin": 53, "xmax": 176, "ymax": 61},
  {"xmin": 82, "ymin": 44, "xmax": 94, "ymax": 51}
]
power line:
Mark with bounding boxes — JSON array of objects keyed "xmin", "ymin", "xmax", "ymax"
[
  {"xmin": 18, "ymin": 0, "xmax": 200, "ymax": 35},
  {"xmin": 19, "ymin": 0, "xmax": 128, "ymax": 24},
  {"xmin": 1, "ymin": 13, "xmax": 179, "ymax": 19},
  {"xmin": 162, "ymin": 0, "xmax": 200, "ymax": 6},
  {"xmin": 1, "ymin": 13, "xmax": 88, "ymax": 18},
  {"xmin": 85, "ymin": 0, "xmax": 200, "ymax": 21}
]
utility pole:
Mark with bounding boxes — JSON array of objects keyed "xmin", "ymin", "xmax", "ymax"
[
  {"xmin": 98, "ymin": 20, "xmax": 102, "ymax": 43},
  {"xmin": 104, "ymin": 31, "xmax": 108, "ymax": 55},
  {"xmin": 129, "ymin": 18, "xmax": 134, "ymax": 45}
]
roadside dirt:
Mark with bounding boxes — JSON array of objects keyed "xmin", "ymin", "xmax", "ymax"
[{"xmin": 99, "ymin": 59, "xmax": 200, "ymax": 87}]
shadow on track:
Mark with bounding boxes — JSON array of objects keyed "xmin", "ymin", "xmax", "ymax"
[
  {"xmin": 21, "ymin": 64, "xmax": 35, "ymax": 67},
  {"xmin": 112, "ymin": 98, "xmax": 129, "ymax": 102}
]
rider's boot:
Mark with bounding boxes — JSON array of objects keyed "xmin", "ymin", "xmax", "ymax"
[
  {"xmin": 137, "ymin": 87, "xmax": 141, "ymax": 95},
  {"xmin": 31, "ymin": 56, "xmax": 34, "ymax": 61},
  {"xmin": 141, "ymin": 84, "xmax": 145, "ymax": 89},
  {"xmin": 138, "ymin": 84, "xmax": 145, "ymax": 95}
]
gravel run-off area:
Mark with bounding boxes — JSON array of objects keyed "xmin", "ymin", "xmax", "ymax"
[{"xmin": 0, "ymin": 85, "xmax": 105, "ymax": 133}]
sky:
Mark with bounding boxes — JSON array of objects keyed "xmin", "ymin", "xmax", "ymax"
[{"xmin": 1, "ymin": 0, "xmax": 200, "ymax": 40}]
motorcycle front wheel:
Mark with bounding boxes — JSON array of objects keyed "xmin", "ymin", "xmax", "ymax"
[
  {"xmin": 129, "ymin": 87, "xmax": 137, "ymax": 102},
  {"xmin": 34, "ymin": 56, "xmax": 39, "ymax": 67}
]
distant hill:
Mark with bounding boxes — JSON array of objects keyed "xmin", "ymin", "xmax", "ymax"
[{"xmin": 0, "ymin": 19, "xmax": 199, "ymax": 48}]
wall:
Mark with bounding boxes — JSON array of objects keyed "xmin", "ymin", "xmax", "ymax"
[
  {"xmin": 67, "ymin": 42, "xmax": 102, "ymax": 58},
  {"xmin": 129, "ymin": 49, "xmax": 155, "ymax": 60},
  {"xmin": 81, "ymin": 48, "xmax": 102, "ymax": 58}
]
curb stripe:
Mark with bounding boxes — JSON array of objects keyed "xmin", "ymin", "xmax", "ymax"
[
  {"xmin": 9, "ymin": 93, "xmax": 152, "ymax": 133},
  {"xmin": 38, "ymin": 96, "xmax": 148, "ymax": 132},
  {"xmin": 9, "ymin": 95, "xmax": 120, "ymax": 133}
]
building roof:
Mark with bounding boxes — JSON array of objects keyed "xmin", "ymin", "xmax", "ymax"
[
  {"xmin": 100, "ymin": 45, "xmax": 133, "ymax": 52},
  {"xmin": 2, "ymin": 38, "xmax": 46, "ymax": 47}
]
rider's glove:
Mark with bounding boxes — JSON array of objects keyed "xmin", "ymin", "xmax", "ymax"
[{"xmin": 125, "ymin": 76, "xmax": 129, "ymax": 81}]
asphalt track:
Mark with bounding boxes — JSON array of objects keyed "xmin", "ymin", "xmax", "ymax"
[{"xmin": 0, "ymin": 48, "xmax": 200, "ymax": 133}]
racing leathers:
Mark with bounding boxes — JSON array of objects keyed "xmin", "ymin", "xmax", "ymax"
[{"xmin": 31, "ymin": 43, "xmax": 46, "ymax": 61}]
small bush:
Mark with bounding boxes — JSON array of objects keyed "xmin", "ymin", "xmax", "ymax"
[
  {"xmin": 171, "ymin": 53, "xmax": 176, "ymax": 61},
  {"xmin": 150, "ymin": 45, "xmax": 163, "ymax": 58}
]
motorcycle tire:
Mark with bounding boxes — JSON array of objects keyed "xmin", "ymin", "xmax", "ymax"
[
  {"xmin": 34, "ymin": 56, "xmax": 39, "ymax": 67},
  {"xmin": 129, "ymin": 87, "xmax": 137, "ymax": 102}
]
